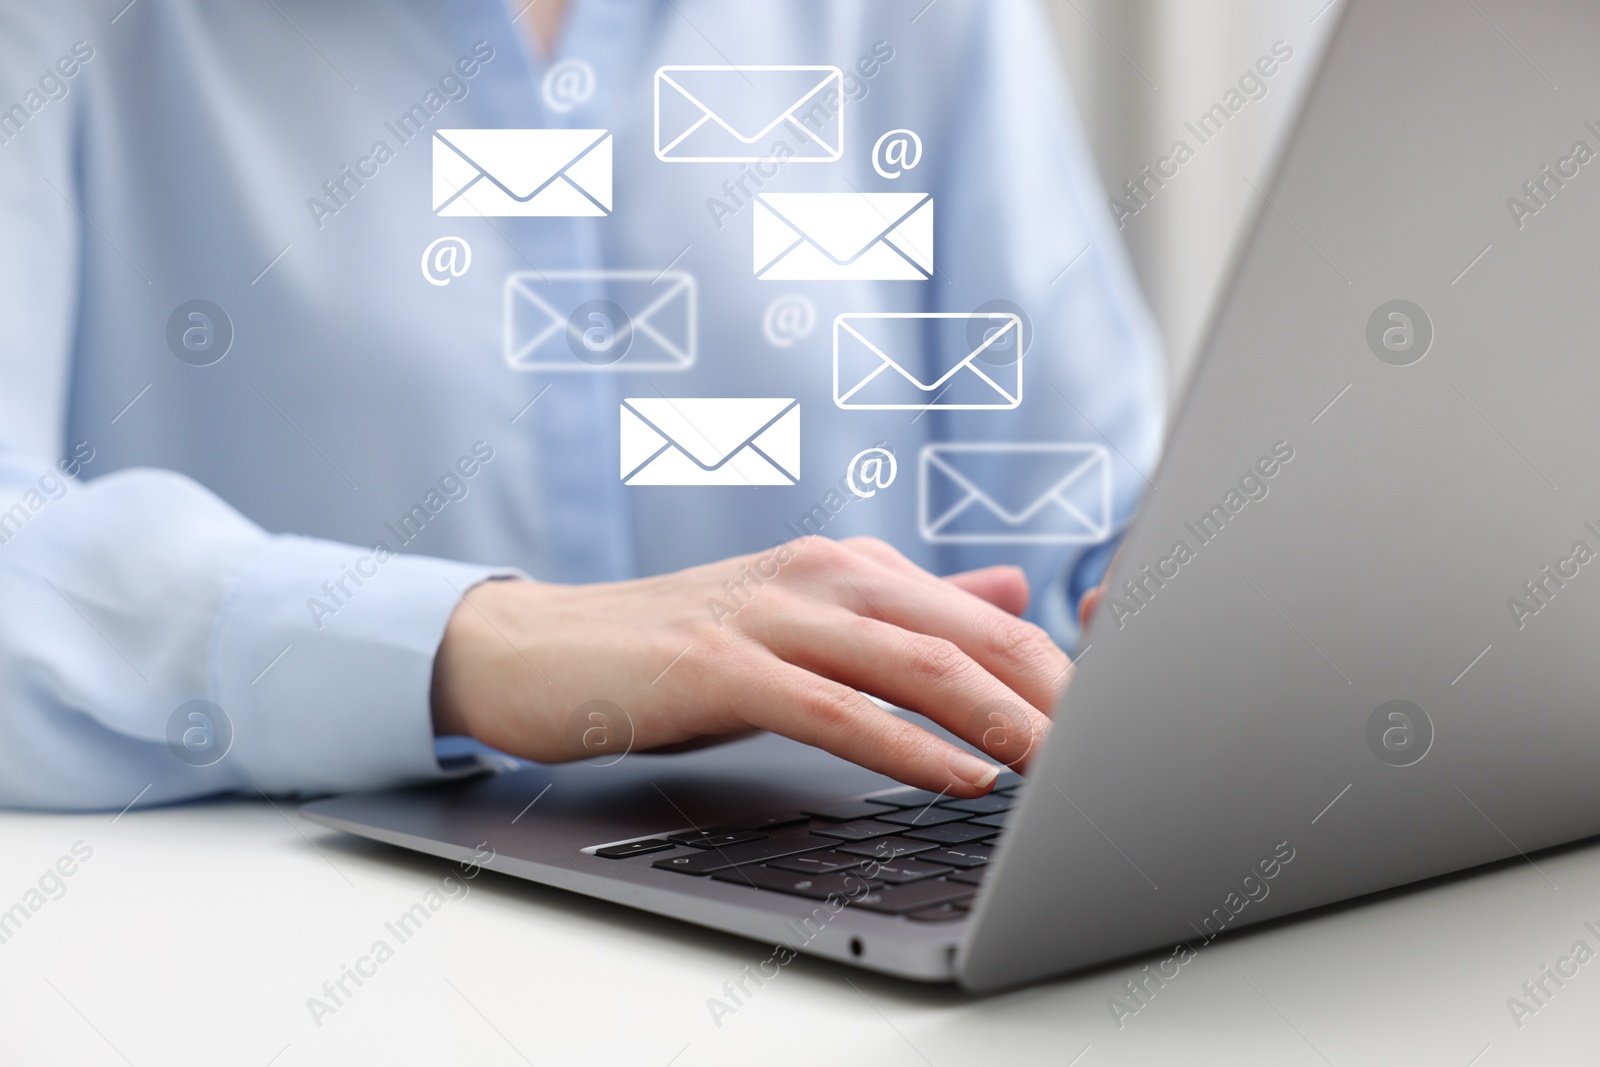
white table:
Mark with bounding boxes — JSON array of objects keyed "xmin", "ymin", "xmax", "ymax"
[{"xmin": 1, "ymin": 797, "xmax": 1594, "ymax": 1065}]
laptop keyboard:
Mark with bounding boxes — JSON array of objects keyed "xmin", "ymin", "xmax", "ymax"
[{"xmin": 587, "ymin": 772, "xmax": 1022, "ymax": 922}]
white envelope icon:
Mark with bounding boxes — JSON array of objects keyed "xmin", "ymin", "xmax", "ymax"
[
  {"xmin": 834, "ymin": 313, "xmax": 1022, "ymax": 410},
  {"xmin": 621, "ymin": 398, "xmax": 800, "ymax": 486},
  {"xmin": 503, "ymin": 270, "xmax": 696, "ymax": 372},
  {"xmin": 433, "ymin": 129, "xmax": 611, "ymax": 216},
  {"xmin": 920, "ymin": 444, "xmax": 1111, "ymax": 543},
  {"xmin": 654, "ymin": 65, "xmax": 844, "ymax": 163},
  {"xmin": 754, "ymin": 193, "xmax": 933, "ymax": 281}
]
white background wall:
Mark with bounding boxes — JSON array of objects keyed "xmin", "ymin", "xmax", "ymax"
[{"xmin": 1044, "ymin": 0, "xmax": 1340, "ymax": 391}]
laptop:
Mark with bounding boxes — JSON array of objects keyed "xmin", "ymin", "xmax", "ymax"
[{"xmin": 304, "ymin": 0, "xmax": 1600, "ymax": 993}]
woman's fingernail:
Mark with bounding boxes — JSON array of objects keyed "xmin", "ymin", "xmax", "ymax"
[{"xmin": 948, "ymin": 750, "xmax": 1001, "ymax": 790}]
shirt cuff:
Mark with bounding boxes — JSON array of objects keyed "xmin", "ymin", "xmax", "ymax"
[
  {"xmin": 1068, "ymin": 536, "xmax": 1122, "ymax": 610},
  {"xmin": 1048, "ymin": 535, "xmax": 1123, "ymax": 654},
  {"xmin": 210, "ymin": 535, "xmax": 519, "ymax": 797}
]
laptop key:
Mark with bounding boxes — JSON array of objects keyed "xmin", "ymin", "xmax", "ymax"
[
  {"xmin": 835, "ymin": 836, "xmax": 939, "ymax": 861},
  {"xmin": 936, "ymin": 794, "xmax": 1011, "ymax": 815},
  {"xmin": 849, "ymin": 879, "xmax": 976, "ymax": 915},
  {"xmin": 651, "ymin": 833, "xmax": 835, "ymax": 875},
  {"xmin": 711, "ymin": 865, "xmax": 881, "ymax": 901},
  {"xmin": 767, "ymin": 850, "xmax": 870, "ymax": 874},
  {"xmin": 877, "ymin": 806, "xmax": 969, "ymax": 828},
  {"xmin": 867, "ymin": 859, "xmax": 954, "ymax": 885},
  {"xmin": 812, "ymin": 819, "xmax": 903, "ymax": 842},
  {"xmin": 902, "ymin": 823, "xmax": 998, "ymax": 846},
  {"xmin": 867, "ymin": 788, "xmax": 953, "ymax": 809},
  {"xmin": 906, "ymin": 903, "xmax": 969, "ymax": 922},
  {"xmin": 801, "ymin": 799, "xmax": 898, "ymax": 822},
  {"xmin": 946, "ymin": 868, "xmax": 987, "ymax": 886},
  {"xmin": 736, "ymin": 812, "xmax": 811, "ymax": 830},
  {"xmin": 919, "ymin": 844, "xmax": 993, "ymax": 868},
  {"xmin": 667, "ymin": 830, "xmax": 768, "ymax": 849},
  {"xmin": 967, "ymin": 812, "xmax": 1009, "ymax": 830},
  {"xmin": 594, "ymin": 839, "xmax": 678, "ymax": 859}
]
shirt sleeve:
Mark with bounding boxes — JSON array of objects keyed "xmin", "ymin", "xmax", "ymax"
[{"xmin": 0, "ymin": 8, "xmax": 510, "ymax": 812}]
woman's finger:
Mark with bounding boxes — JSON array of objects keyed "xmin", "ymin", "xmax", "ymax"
[
  {"xmin": 728, "ymin": 655, "xmax": 1005, "ymax": 796},
  {"xmin": 941, "ymin": 565, "xmax": 1030, "ymax": 616},
  {"xmin": 768, "ymin": 610, "xmax": 1050, "ymax": 771}
]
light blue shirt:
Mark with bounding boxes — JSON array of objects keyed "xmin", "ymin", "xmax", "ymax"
[{"xmin": 0, "ymin": 0, "xmax": 1164, "ymax": 810}]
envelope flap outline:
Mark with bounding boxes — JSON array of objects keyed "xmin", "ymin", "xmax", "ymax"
[
  {"xmin": 508, "ymin": 274, "xmax": 562, "ymax": 330},
  {"xmin": 926, "ymin": 447, "xmax": 1106, "ymax": 525},
  {"xmin": 611, "ymin": 274, "xmax": 693, "ymax": 355},
  {"xmin": 514, "ymin": 272, "xmax": 692, "ymax": 350},
  {"xmin": 757, "ymin": 193, "xmax": 932, "ymax": 263},
  {"xmin": 622, "ymin": 398, "xmax": 797, "ymax": 469},
  {"xmin": 837, "ymin": 315, "xmax": 1019, "ymax": 392},
  {"xmin": 657, "ymin": 67, "xmax": 841, "ymax": 143},
  {"xmin": 506, "ymin": 275, "xmax": 565, "ymax": 356},
  {"xmin": 435, "ymin": 129, "xmax": 609, "ymax": 200},
  {"xmin": 506, "ymin": 271, "xmax": 695, "ymax": 369}
]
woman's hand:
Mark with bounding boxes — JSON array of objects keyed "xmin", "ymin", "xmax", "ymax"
[{"xmin": 430, "ymin": 537, "xmax": 1071, "ymax": 797}]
